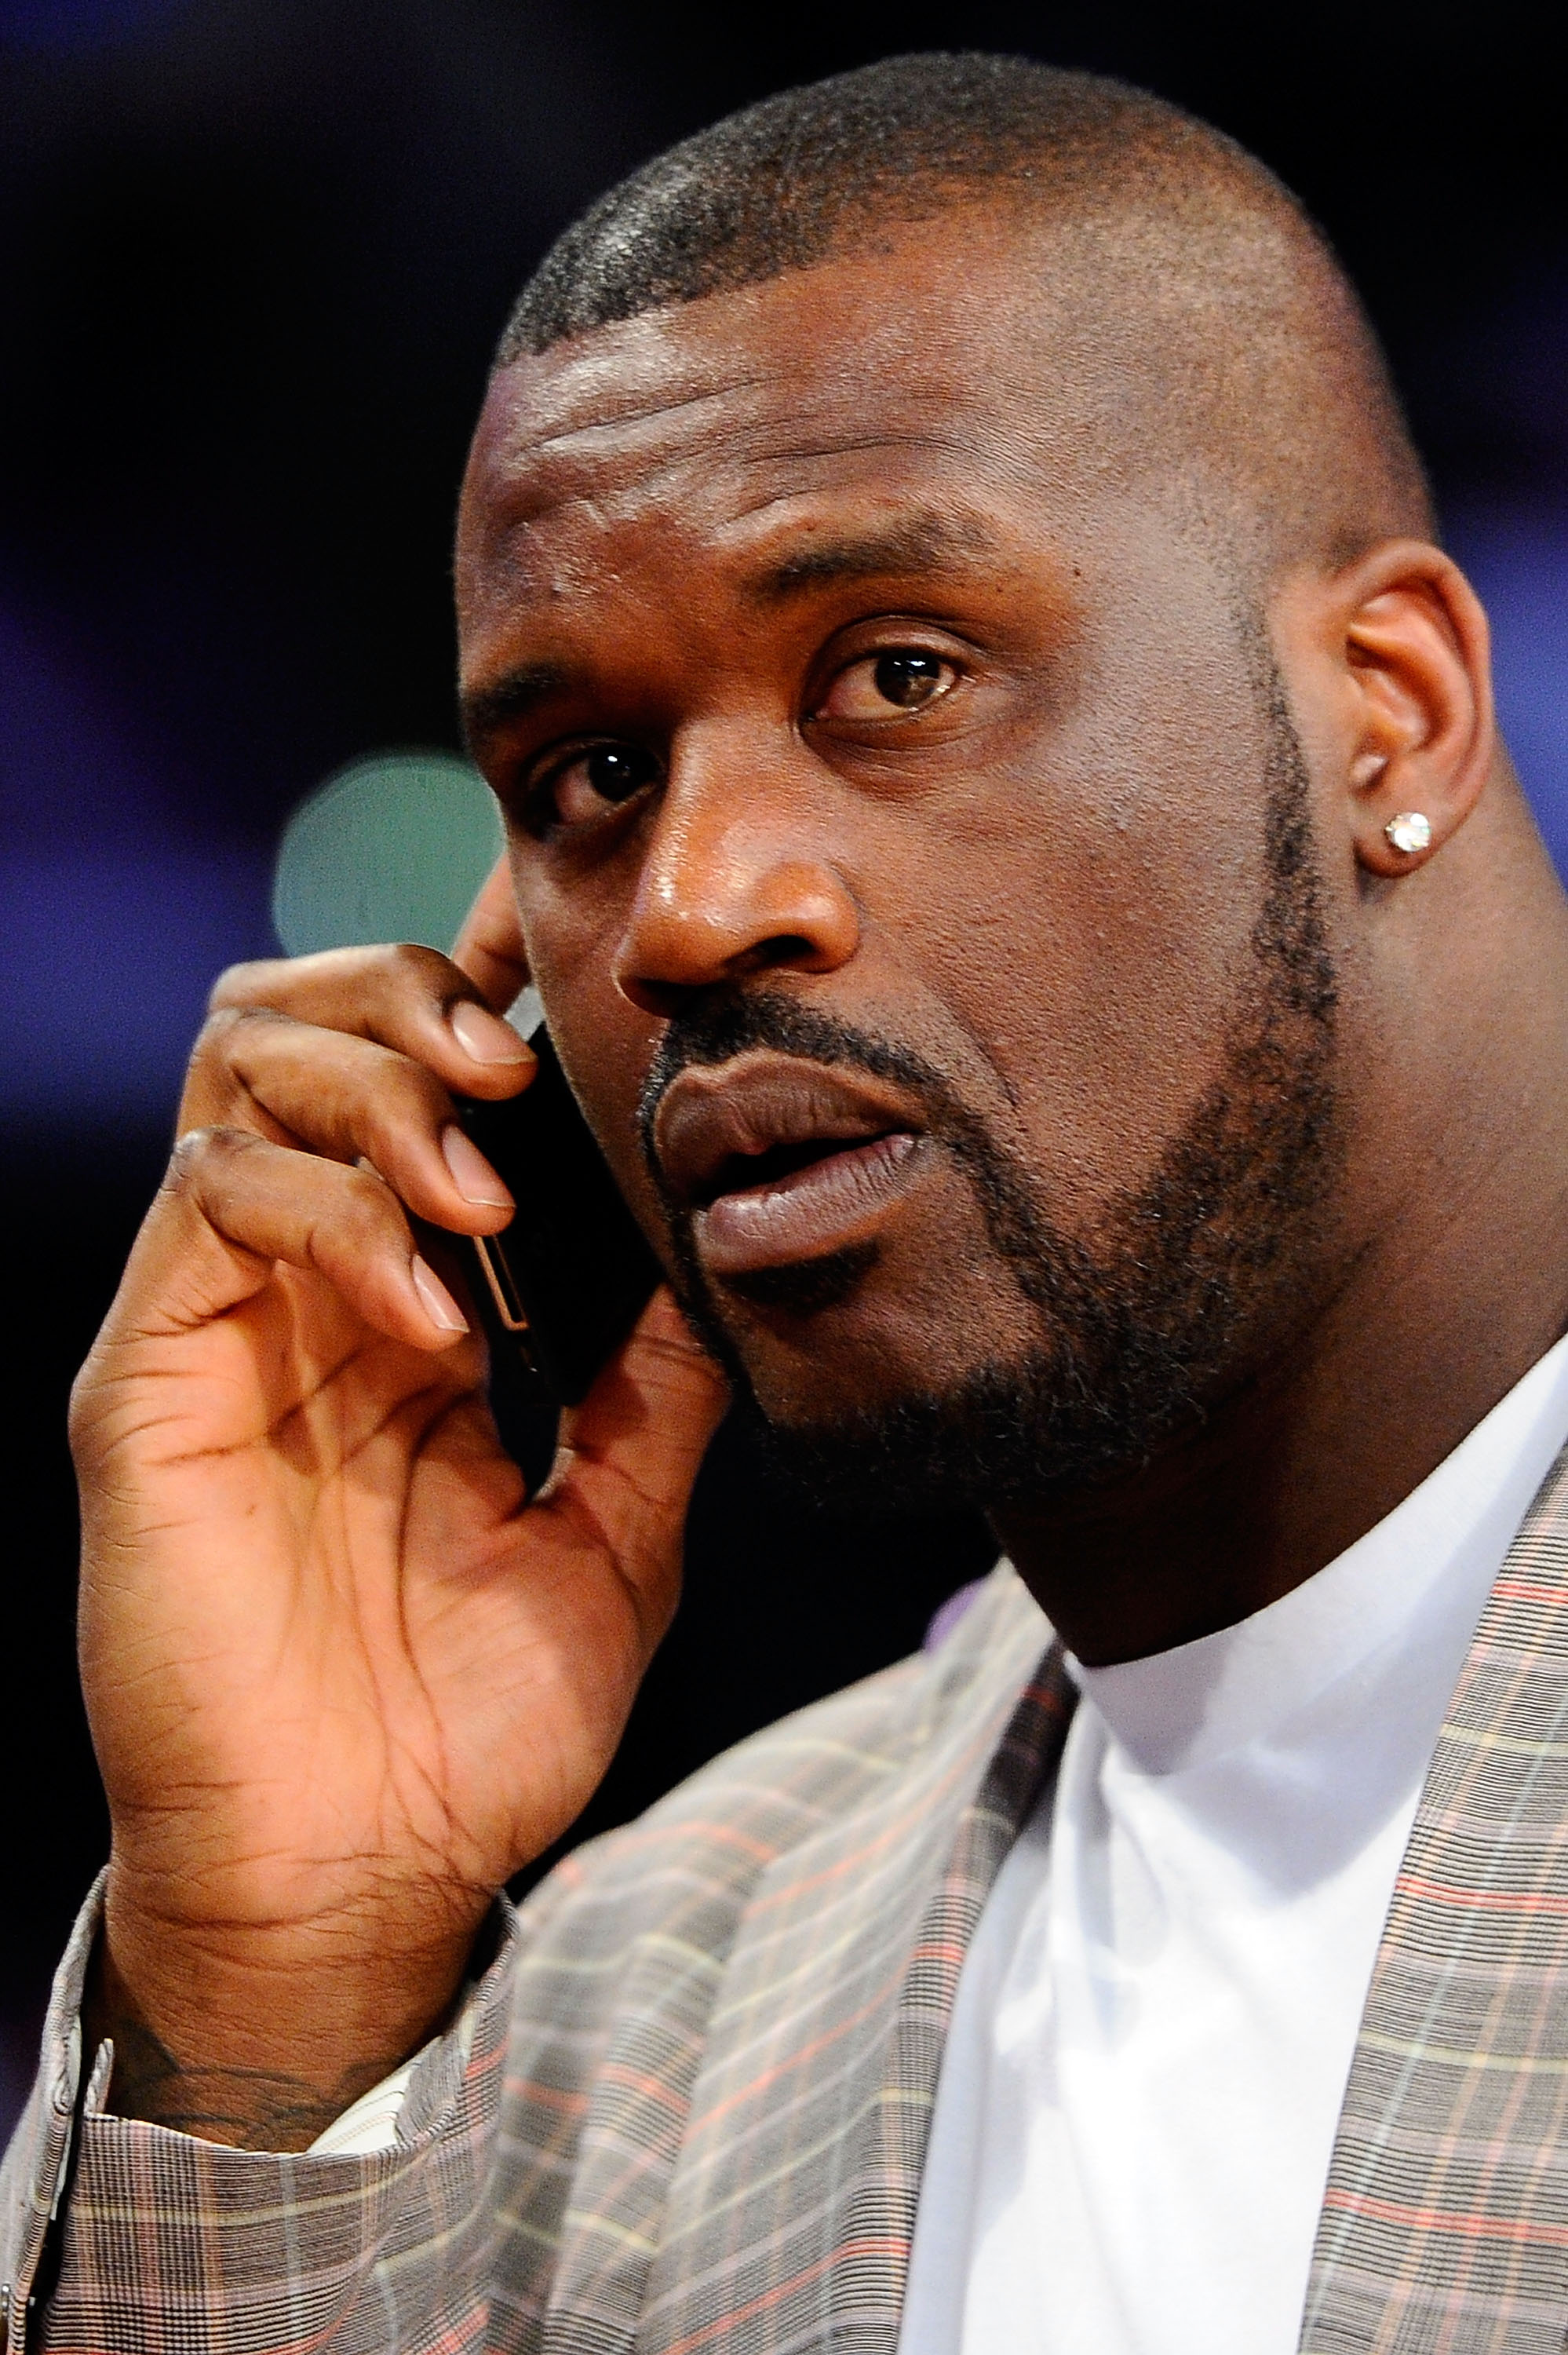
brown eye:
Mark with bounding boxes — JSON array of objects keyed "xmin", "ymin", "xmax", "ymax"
[
  {"xmin": 874, "ymin": 651, "xmax": 948, "ymax": 707},
  {"xmin": 541, "ymin": 742, "xmax": 661, "ymax": 831},
  {"xmin": 817, "ymin": 648, "xmax": 958, "ymax": 722}
]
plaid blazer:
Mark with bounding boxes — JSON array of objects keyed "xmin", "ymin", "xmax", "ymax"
[{"xmin": 8, "ymin": 1455, "xmax": 1568, "ymax": 2354}]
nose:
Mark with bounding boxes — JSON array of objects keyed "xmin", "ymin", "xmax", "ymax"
[{"xmin": 611, "ymin": 735, "xmax": 860, "ymax": 1018}]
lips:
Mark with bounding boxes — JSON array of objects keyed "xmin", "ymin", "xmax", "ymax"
[{"xmin": 653, "ymin": 1050, "xmax": 932, "ymax": 1279}]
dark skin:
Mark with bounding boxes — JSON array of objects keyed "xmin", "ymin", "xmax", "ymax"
[{"xmin": 71, "ymin": 215, "xmax": 1568, "ymax": 2148}]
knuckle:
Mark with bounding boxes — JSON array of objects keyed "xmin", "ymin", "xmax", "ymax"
[
  {"xmin": 163, "ymin": 1128, "xmax": 209, "ymax": 1191},
  {"xmin": 194, "ymin": 1002, "xmax": 284, "ymax": 1064},
  {"xmin": 207, "ymin": 955, "xmax": 291, "ymax": 1012},
  {"xmin": 164, "ymin": 1123, "xmax": 256, "ymax": 1192},
  {"xmin": 336, "ymin": 1163, "xmax": 410, "ymax": 1247}
]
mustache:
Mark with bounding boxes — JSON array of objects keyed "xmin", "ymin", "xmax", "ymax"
[{"xmin": 636, "ymin": 990, "xmax": 981, "ymax": 1204}]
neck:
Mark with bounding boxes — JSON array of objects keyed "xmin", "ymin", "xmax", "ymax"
[{"xmin": 995, "ymin": 803, "xmax": 1568, "ymax": 1667}]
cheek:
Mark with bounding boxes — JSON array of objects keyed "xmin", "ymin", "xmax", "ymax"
[{"xmin": 888, "ymin": 696, "xmax": 1269, "ymax": 1219}]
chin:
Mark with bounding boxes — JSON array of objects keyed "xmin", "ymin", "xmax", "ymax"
[
  {"xmin": 704, "ymin": 1249, "xmax": 1019, "ymax": 1434},
  {"xmin": 717, "ymin": 1240, "xmax": 879, "ymax": 1318},
  {"xmin": 722, "ymin": 1371, "xmax": 1013, "ymax": 1521},
  {"xmin": 700, "ymin": 1260, "xmax": 1216, "ymax": 1520},
  {"xmin": 674, "ymin": 1274, "xmax": 1048, "ymax": 1523}
]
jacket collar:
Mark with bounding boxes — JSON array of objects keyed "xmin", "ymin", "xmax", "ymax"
[{"xmin": 1300, "ymin": 1436, "xmax": 1568, "ymax": 2349}]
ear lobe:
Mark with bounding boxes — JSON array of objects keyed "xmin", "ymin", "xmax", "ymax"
[{"xmin": 1339, "ymin": 542, "xmax": 1494, "ymax": 881}]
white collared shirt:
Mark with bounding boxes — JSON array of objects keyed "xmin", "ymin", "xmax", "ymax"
[{"xmin": 899, "ymin": 1334, "xmax": 1568, "ymax": 2355}]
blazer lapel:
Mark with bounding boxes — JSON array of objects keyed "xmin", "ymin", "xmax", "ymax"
[
  {"xmin": 636, "ymin": 1569, "xmax": 1067, "ymax": 2355},
  {"xmin": 825, "ymin": 1645, "xmax": 1075, "ymax": 2351},
  {"xmin": 1302, "ymin": 1444, "xmax": 1568, "ymax": 2352}
]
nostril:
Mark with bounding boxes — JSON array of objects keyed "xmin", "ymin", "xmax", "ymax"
[
  {"xmin": 730, "ymin": 933, "xmax": 819, "ymax": 979},
  {"xmin": 615, "ymin": 933, "xmax": 839, "ymax": 1017},
  {"xmin": 615, "ymin": 972, "xmax": 691, "ymax": 1020}
]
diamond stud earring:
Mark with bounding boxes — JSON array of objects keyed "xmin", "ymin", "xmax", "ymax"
[{"xmin": 1384, "ymin": 811, "xmax": 1432, "ymax": 855}]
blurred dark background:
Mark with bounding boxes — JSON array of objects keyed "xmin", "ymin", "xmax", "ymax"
[{"xmin": 4, "ymin": 0, "xmax": 1567, "ymax": 2130}]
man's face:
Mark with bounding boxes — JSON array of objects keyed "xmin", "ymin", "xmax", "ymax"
[{"xmin": 455, "ymin": 218, "xmax": 1344, "ymax": 1508}]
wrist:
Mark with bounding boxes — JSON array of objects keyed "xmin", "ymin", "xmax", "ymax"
[{"xmin": 95, "ymin": 1874, "xmax": 483, "ymax": 2150}]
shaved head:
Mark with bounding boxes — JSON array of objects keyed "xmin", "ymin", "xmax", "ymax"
[
  {"xmin": 454, "ymin": 45, "xmax": 1568, "ymax": 1666},
  {"xmin": 498, "ymin": 52, "xmax": 1431, "ymax": 583}
]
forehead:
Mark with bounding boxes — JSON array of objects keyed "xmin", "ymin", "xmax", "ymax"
[{"xmin": 455, "ymin": 227, "xmax": 1113, "ymax": 629}]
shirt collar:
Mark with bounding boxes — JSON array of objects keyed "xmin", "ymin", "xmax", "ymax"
[{"xmin": 1070, "ymin": 1333, "xmax": 1568, "ymax": 1776}]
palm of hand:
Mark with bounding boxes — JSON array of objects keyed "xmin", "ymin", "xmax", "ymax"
[{"xmin": 76, "ymin": 1259, "xmax": 676, "ymax": 1962}]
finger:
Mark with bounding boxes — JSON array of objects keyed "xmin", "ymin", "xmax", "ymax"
[
  {"xmin": 181, "ymin": 1012, "xmax": 517, "ymax": 1236},
  {"xmin": 207, "ymin": 943, "xmax": 534, "ymax": 1104},
  {"xmin": 534, "ymin": 1291, "xmax": 730, "ymax": 1646},
  {"xmin": 108, "ymin": 1127, "xmax": 476, "ymax": 1355},
  {"xmin": 451, "ymin": 857, "xmax": 530, "ymax": 1013}
]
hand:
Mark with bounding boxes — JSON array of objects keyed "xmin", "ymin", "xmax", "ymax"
[{"xmin": 71, "ymin": 867, "xmax": 727, "ymax": 2146}]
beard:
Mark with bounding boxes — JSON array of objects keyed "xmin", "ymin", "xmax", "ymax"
[{"xmin": 638, "ymin": 658, "xmax": 1340, "ymax": 1517}]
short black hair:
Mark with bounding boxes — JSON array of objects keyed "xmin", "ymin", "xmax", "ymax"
[
  {"xmin": 494, "ymin": 53, "xmax": 1432, "ymax": 572},
  {"xmin": 501, "ymin": 54, "xmax": 1226, "ymax": 359}
]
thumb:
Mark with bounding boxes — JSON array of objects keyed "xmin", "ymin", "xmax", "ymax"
[{"xmin": 452, "ymin": 856, "xmax": 529, "ymax": 1014}]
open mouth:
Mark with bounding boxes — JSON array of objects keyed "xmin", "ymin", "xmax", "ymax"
[
  {"xmin": 696, "ymin": 1129, "xmax": 903, "ymax": 1206},
  {"xmin": 695, "ymin": 1129, "xmax": 926, "ymax": 1276},
  {"xmin": 653, "ymin": 1051, "xmax": 932, "ymax": 1279}
]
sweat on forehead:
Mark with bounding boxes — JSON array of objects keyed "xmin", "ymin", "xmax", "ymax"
[{"xmin": 489, "ymin": 52, "xmax": 1433, "ymax": 582}]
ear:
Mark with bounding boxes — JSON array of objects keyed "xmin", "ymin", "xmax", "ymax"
[
  {"xmin": 1328, "ymin": 539, "xmax": 1495, "ymax": 880},
  {"xmin": 451, "ymin": 854, "xmax": 530, "ymax": 1011}
]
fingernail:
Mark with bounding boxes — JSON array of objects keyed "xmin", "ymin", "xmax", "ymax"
[
  {"xmin": 410, "ymin": 1255, "xmax": 469, "ymax": 1334},
  {"xmin": 441, "ymin": 1125, "xmax": 514, "ymax": 1209},
  {"xmin": 450, "ymin": 1002, "xmax": 531, "ymax": 1064}
]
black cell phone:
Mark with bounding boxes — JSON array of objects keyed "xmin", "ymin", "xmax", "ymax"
[{"xmin": 450, "ymin": 1024, "xmax": 662, "ymax": 1408}]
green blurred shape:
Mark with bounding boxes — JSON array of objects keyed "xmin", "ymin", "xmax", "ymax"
[{"xmin": 272, "ymin": 750, "xmax": 504, "ymax": 958}]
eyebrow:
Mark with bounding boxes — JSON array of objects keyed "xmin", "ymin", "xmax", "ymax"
[
  {"xmin": 458, "ymin": 511, "xmax": 1005, "ymax": 753},
  {"xmin": 744, "ymin": 511, "xmax": 1004, "ymax": 604},
  {"xmin": 459, "ymin": 659, "xmax": 572, "ymax": 757}
]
